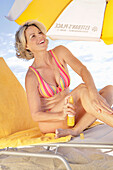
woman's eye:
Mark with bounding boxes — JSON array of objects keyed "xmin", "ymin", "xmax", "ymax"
[
  {"xmin": 32, "ymin": 34, "xmax": 36, "ymax": 38},
  {"xmin": 30, "ymin": 34, "xmax": 36, "ymax": 39},
  {"xmin": 39, "ymin": 31, "xmax": 42, "ymax": 34}
]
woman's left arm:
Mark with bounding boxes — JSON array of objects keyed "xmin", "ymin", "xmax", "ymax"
[
  {"xmin": 55, "ymin": 45, "xmax": 97, "ymax": 94},
  {"xmin": 55, "ymin": 45, "xmax": 113, "ymax": 114}
]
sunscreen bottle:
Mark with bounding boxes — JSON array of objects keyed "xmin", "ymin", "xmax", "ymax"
[{"xmin": 67, "ymin": 96, "xmax": 75, "ymax": 127}]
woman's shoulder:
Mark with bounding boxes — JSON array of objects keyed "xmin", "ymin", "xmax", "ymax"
[
  {"xmin": 52, "ymin": 45, "xmax": 68, "ymax": 53},
  {"xmin": 26, "ymin": 68, "xmax": 33, "ymax": 79},
  {"xmin": 52, "ymin": 45, "xmax": 71, "ymax": 57},
  {"xmin": 51, "ymin": 45, "xmax": 71, "ymax": 62},
  {"xmin": 25, "ymin": 68, "xmax": 37, "ymax": 87}
]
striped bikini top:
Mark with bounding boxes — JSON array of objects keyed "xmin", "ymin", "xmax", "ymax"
[{"xmin": 29, "ymin": 50, "xmax": 70, "ymax": 98}]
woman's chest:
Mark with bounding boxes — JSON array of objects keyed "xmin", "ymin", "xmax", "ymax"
[{"xmin": 37, "ymin": 66, "xmax": 60, "ymax": 87}]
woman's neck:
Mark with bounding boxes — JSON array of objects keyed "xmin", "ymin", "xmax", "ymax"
[{"xmin": 33, "ymin": 50, "xmax": 51, "ymax": 68}]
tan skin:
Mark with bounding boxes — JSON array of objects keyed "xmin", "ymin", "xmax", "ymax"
[{"xmin": 25, "ymin": 25, "xmax": 113, "ymax": 138}]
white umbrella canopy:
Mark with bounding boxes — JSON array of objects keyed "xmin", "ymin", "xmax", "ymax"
[{"xmin": 7, "ymin": 0, "xmax": 113, "ymax": 45}]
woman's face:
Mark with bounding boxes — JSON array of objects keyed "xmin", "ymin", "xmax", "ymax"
[{"xmin": 25, "ymin": 25, "xmax": 48, "ymax": 53}]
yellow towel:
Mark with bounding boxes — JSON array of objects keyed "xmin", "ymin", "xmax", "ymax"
[
  {"xmin": 0, "ymin": 127, "xmax": 72, "ymax": 149},
  {"xmin": 0, "ymin": 58, "xmax": 71, "ymax": 149},
  {"xmin": 88, "ymin": 121, "xmax": 104, "ymax": 129},
  {"xmin": 0, "ymin": 58, "xmax": 102, "ymax": 149},
  {"xmin": 0, "ymin": 58, "xmax": 39, "ymax": 139},
  {"xmin": 0, "ymin": 121, "xmax": 102, "ymax": 149},
  {"xmin": 0, "ymin": 122, "xmax": 102, "ymax": 149}
]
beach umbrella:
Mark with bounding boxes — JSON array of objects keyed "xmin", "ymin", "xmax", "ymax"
[{"xmin": 7, "ymin": 0, "xmax": 113, "ymax": 45}]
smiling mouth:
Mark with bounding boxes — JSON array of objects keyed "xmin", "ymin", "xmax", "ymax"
[{"xmin": 39, "ymin": 40, "xmax": 45, "ymax": 44}]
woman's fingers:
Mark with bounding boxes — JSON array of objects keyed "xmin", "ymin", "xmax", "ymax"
[
  {"xmin": 63, "ymin": 96, "xmax": 76, "ymax": 116},
  {"xmin": 94, "ymin": 99, "xmax": 113, "ymax": 115},
  {"xmin": 64, "ymin": 103, "xmax": 75, "ymax": 110},
  {"xmin": 63, "ymin": 106, "xmax": 76, "ymax": 115},
  {"xmin": 64, "ymin": 96, "xmax": 70, "ymax": 104},
  {"xmin": 100, "ymin": 105, "xmax": 113, "ymax": 115},
  {"xmin": 66, "ymin": 108, "xmax": 76, "ymax": 114},
  {"xmin": 97, "ymin": 106, "xmax": 113, "ymax": 115},
  {"xmin": 99, "ymin": 97, "xmax": 113, "ymax": 114}
]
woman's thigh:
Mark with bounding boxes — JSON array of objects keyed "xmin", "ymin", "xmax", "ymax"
[{"xmin": 50, "ymin": 83, "xmax": 86, "ymax": 113}]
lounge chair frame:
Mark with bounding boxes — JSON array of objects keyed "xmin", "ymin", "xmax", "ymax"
[{"xmin": 0, "ymin": 141, "xmax": 113, "ymax": 170}]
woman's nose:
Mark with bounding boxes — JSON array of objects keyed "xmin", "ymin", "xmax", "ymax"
[{"xmin": 37, "ymin": 33, "xmax": 42, "ymax": 38}]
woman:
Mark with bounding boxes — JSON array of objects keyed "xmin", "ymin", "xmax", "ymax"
[{"xmin": 15, "ymin": 20, "xmax": 113, "ymax": 138}]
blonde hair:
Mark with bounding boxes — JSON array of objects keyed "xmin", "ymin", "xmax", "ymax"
[{"xmin": 15, "ymin": 20, "xmax": 47, "ymax": 60}]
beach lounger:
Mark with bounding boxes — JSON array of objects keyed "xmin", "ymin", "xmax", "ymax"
[{"xmin": 0, "ymin": 57, "xmax": 113, "ymax": 170}]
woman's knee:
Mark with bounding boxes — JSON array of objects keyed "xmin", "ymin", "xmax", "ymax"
[
  {"xmin": 76, "ymin": 83, "xmax": 87, "ymax": 91},
  {"xmin": 99, "ymin": 85, "xmax": 113, "ymax": 95},
  {"xmin": 70, "ymin": 83, "xmax": 87, "ymax": 103},
  {"xmin": 106, "ymin": 85, "xmax": 113, "ymax": 93},
  {"xmin": 70, "ymin": 83, "xmax": 87, "ymax": 96},
  {"xmin": 99, "ymin": 85, "xmax": 113, "ymax": 106}
]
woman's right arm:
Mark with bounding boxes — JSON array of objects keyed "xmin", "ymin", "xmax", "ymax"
[{"xmin": 25, "ymin": 70, "xmax": 66, "ymax": 122}]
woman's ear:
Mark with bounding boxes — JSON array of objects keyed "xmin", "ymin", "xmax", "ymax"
[
  {"xmin": 26, "ymin": 44, "xmax": 29, "ymax": 50},
  {"xmin": 26, "ymin": 48, "xmax": 31, "ymax": 52},
  {"xmin": 26, "ymin": 44, "xmax": 30, "ymax": 51},
  {"xmin": 26, "ymin": 46, "xmax": 31, "ymax": 52}
]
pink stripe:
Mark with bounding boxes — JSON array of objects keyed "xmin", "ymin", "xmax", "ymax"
[
  {"xmin": 37, "ymin": 76, "xmax": 53, "ymax": 97},
  {"xmin": 43, "ymin": 81, "xmax": 54, "ymax": 96},
  {"xmin": 39, "ymin": 86, "xmax": 48, "ymax": 98},
  {"xmin": 50, "ymin": 50, "xmax": 70, "ymax": 78},
  {"xmin": 60, "ymin": 70, "xmax": 70, "ymax": 87},
  {"xmin": 50, "ymin": 50, "xmax": 70, "ymax": 87},
  {"xmin": 30, "ymin": 66, "xmax": 53, "ymax": 97},
  {"xmin": 60, "ymin": 72, "xmax": 67, "ymax": 87},
  {"xmin": 60, "ymin": 71, "xmax": 67, "ymax": 87}
]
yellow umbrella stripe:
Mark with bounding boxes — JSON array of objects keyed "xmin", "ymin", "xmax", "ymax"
[
  {"xmin": 101, "ymin": 0, "xmax": 113, "ymax": 45},
  {"xmin": 15, "ymin": 0, "xmax": 73, "ymax": 31}
]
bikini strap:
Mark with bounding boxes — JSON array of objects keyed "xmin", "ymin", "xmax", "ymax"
[
  {"xmin": 29, "ymin": 66, "xmax": 55, "ymax": 97},
  {"xmin": 49, "ymin": 50, "xmax": 70, "ymax": 78},
  {"xmin": 29, "ymin": 66, "xmax": 42, "ymax": 85},
  {"xmin": 49, "ymin": 50, "xmax": 62, "ymax": 68}
]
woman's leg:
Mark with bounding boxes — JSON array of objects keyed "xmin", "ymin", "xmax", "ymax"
[
  {"xmin": 79, "ymin": 85, "xmax": 113, "ymax": 125},
  {"xmin": 56, "ymin": 85, "xmax": 113, "ymax": 138},
  {"xmin": 99, "ymin": 85, "xmax": 113, "ymax": 107}
]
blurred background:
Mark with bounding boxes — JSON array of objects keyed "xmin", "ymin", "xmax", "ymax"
[{"xmin": 0, "ymin": 0, "xmax": 113, "ymax": 90}]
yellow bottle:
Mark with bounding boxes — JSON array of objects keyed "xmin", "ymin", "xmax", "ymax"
[{"xmin": 67, "ymin": 96, "xmax": 75, "ymax": 127}]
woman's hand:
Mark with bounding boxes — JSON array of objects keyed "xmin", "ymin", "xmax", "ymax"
[
  {"xmin": 90, "ymin": 92, "xmax": 113, "ymax": 115},
  {"xmin": 61, "ymin": 96, "xmax": 76, "ymax": 120}
]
